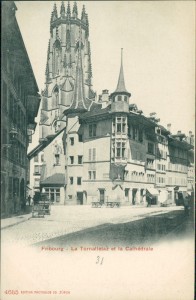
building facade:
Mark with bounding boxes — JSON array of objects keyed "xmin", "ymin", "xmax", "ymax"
[
  {"xmin": 64, "ymin": 56, "xmax": 194, "ymax": 206},
  {"xmin": 1, "ymin": 1, "xmax": 40, "ymax": 217},
  {"xmin": 29, "ymin": 1, "xmax": 194, "ymax": 206},
  {"xmin": 30, "ymin": 151, "xmax": 44, "ymax": 197}
]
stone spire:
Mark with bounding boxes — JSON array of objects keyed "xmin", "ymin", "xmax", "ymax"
[
  {"xmin": 87, "ymin": 42, "xmax": 92, "ymax": 85},
  {"xmin": 81, "ymin": 5, "xmax": 86, "ymax": 23},
  {"xmin": 85, "ymin": 13, "xmax": 89, "ymax": 37},
  {"xmin": 66, "ymin": 1, "xmax": 71, "ymax": 19},
  {"xmin": 45, "ymin": 41, "xmax": 50, "ymax": 78},
  {"xmin": 60, "ymin": 1, "xmax": 65, "ymax": 17},
  {"xmin": 115, "ymin": 48, "xmax": 128, "ymax": 94},
  {"xmin": 72, "ymin": 1, "xmax": 78, "ymax": 18},
  {"xmin": 52, "ymin": 3, "xmax": 58, "ymax": 20}
]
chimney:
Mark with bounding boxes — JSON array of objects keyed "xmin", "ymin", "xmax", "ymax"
[
  {"xmin": 177, "ymin": 130, "xmax": 181, "ymax": 135},
  {"xmin": 150, "ymin": 112, "xmax": 156, "ymax": 117},
  {"xmin": 167, "ymin": 123, "xmax": 171, "ymax": 132},
  {"xmin": 189, "ymin": 131, "xmax": 192, "ymax": 137},
  {"xmin": 101, "ymin": 89, "xmax": 109, "ymax": 103}
]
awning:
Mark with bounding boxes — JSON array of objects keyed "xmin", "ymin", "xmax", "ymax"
[
  {"xmin": 147, "ymin": 188, "xmax": 159, "ymax": 196},
  {"xmin": 178, "ymin": 187, "xmax": 187, "ymax": 192},
  {"xmin": 159, "ymin": 190, "xmax": 168, "ymax": 203}
]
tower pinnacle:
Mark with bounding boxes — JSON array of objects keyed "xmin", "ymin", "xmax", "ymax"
[
  {"xmin": 60, "ymin": 1, "xmax": 65, "ymax": 17},
  {"xmin": 72, "ymin": 1, "xmax": 78, "ymax": 18},
  {"xmin": 115, "ymin": 48, "xmax": 128, "ymax": 94},
  {"xmin": 53, "ymin": 3, "xmax": 58, "ymax": 19},
  {"xmin": 67, "ymin": 1, "xmax": 71, "ymax": 18},
  {"xmin": 81, "ymin": 5, "xmax": 86, "ymax": 23}
]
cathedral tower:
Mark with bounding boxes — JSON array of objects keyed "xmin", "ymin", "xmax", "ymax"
[{"xmin": 39, "ymin": 1, "xmax": 96, "ymax": 140}]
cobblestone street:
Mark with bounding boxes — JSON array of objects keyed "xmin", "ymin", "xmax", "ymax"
[{"xmin": 1, "ymin": 205, "xmax": 190, "ymax": 247}]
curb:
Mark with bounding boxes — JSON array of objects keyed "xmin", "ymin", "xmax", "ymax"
[{"xmin": 1, "ymin": 215, "xmax": 32, "ymax": 230}]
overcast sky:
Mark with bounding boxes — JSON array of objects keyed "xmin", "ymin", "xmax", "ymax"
[{"xmin": 14, "ymin": 1, "xmax": 195, "ymax": 149}]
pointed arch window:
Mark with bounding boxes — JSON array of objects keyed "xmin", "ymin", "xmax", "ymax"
[
  {"xmin": 52, "ymin": 86, "xmax": 59, "ymax": 108},
  {"xmin": 53, "ymin": 39, "xmax": 61, "ymax": 76}
]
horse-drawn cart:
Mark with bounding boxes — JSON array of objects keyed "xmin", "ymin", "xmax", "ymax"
[{"xmin": 32, "ymin": 192, "xmax": 51, "ymax": 218}]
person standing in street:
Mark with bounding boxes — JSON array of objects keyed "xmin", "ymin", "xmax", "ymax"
[
  {"xmin": 28, "ymin": 195, "xmax": 31, "ymax": 206},
  {"xmin": 183, "ymin": 195, "xmax": 190, "ymax": 216}
]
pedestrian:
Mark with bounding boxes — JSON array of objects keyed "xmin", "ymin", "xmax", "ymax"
[
  {"xmin": 13, "ymin": 193, "xmax": 17, "ymax": 214},
  {"xmin": 30, "ymin": 197, "xmax": 34, "ymax": 206},
  {"xmin": 183, "ymin": 195, "xmax": 190, "ymax": 216},
  {"xmin": 28, "ymin": 195, "xmax": 31, "ymax": 206}
]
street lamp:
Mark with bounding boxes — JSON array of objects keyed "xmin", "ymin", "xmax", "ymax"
[
  {"xmin": 9, "ymin": 125, "xmax": 18, "ymax": 141},
  {"xmin": 2, "ymin": 125, "xmax": 18, "ymax": 149}
]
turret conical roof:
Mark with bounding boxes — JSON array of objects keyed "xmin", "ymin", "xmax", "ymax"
[{"xmin": 115, "ymin": 48, "xmax": 129, "ymax": 94}]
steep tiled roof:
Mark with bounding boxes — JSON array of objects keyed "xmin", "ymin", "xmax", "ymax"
[
  {"xmin": 79, "ymin": 105, "xmax": 111, "ymax": 120},
  {"xmin": 40, "ymin": 173, "xmax": 65, "ymax": 186},
  {"xmin": 111, "ymin": 49, "xmax": 131, "ymax": 97},
  {"xmin": 115, "ymin": 50, "xmax": 128, "ymax": 94}
]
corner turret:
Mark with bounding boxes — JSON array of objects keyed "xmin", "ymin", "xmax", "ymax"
[{"xmin": 110, "ymin": 49, "xmax": 131, "ymax": 113}]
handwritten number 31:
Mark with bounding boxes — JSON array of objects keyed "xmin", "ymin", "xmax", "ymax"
[{"xmin": 96, "ymin": 256, "xmax": 104, "ymax": 265}]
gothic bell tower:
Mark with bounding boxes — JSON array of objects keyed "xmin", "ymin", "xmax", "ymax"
[{"xmin": 39, "ymin": 1, "xmax": 95, "ymax": 140}]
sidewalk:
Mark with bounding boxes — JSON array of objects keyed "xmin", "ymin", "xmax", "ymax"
[{"xmin": 1, "ymin": 212, "xmax": 32, "ymax": 230}]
